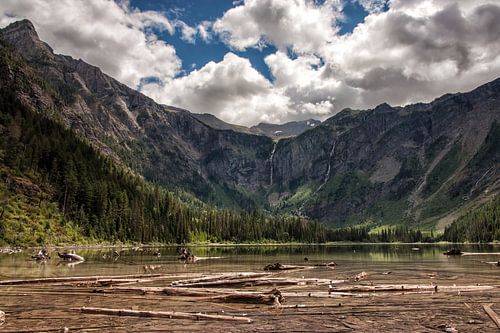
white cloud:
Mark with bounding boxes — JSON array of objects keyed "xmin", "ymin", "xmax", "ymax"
[
  {"xmin": 142, "ymin": 53, "xmax": 294, "ymax": 125},
  {"xmin": 0, "ymin": 0, "xmax": 182, "ymax": 89},
  {"xmin": 213, "ymin": 0, "xmax": 342, "ymax": 53}
]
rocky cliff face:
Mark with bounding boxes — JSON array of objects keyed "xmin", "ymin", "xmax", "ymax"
[{"xmin": 2, "ymin": 19, "xmax": 498, "ymax": 227}]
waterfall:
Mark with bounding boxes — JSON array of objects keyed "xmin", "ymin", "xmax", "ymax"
[
  {"xmin": 269, "ymin": 141, "xmax": 278, "ymax": 186},
  {"xmin": 315, "ymin": 140, "xmax": 336, "ymax": 194}
]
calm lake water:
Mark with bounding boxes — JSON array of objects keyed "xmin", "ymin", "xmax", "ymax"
[{"xmin": 1, "ymin": 244, "xmax": 499, "ymax": 281}]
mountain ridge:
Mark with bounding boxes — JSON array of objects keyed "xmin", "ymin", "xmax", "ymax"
[{"xmin": 1, "ymin": 19, "xmax": 498, "ymax": 231}]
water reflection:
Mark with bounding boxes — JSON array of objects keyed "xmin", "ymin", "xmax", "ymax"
[{"xmin": 0, "ymin": 244, "xmax": 499, "ymax": 280}]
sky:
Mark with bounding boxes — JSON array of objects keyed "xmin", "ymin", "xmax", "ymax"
[{"xmin": 1, "ymin": 0, "xmax": 500, "ymax": 126}]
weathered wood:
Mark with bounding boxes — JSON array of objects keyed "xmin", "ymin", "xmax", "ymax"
[
  {"xmin": 173, "ymin": 277, "xmax": 330, "ymax": 288},
  {"xmin": 483, "ymin": 304, "xmax": 500, "ymax": 328},
  {"xmin": 0, "ymin": 274, "xmax": 163, "ymax": 285},
  {"xmin": 78, "ymin": 306, "xmax": 253, "ymax": 323},
  {"xmin": 329, "ymin": 284, "xmax": 495, "ymax": 293},
  {"xmin": 171, "ymin": 272, "xmax": 271, "ymax": 286},
  {"xmin": 203, "ymin": 289, "xmax": 284, "ymax": 306},
  {"xmin": 94, "ymin": 286, "xmax": 231, "ymax": 297},
  {"xmin": 0, "ymin": 310, "xmax": 5, "ymax": 326}
]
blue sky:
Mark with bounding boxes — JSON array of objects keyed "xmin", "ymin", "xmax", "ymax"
[{"xmin": 129, "ymin": 0, "xmax": 374, "ymax": 81}]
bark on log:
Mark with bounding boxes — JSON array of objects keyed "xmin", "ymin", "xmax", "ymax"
[
  {"xmin": 94, "ymin": 286, "xmax": 283, "ymax": 305},
  {"xmin": 329, "ymin": 284, "xmax": 494, "ymax": 293},
  {"xmin": 204, "ymin": 289, "xmax": 284, "ymax": 306},
  {"xmin": 171, "ymin": 272, "xmax": 271, "ymax": 286},
  {"xmin": 173, "ymin": 277, "xmax": 330, "ymax": 288},
  {"xmin": 483, "ymin": 304, "xmax": 500, "ymax": 329},
  {"xmin": 78, "ymin": 306, "xmax": 253, "ymax": 323}
]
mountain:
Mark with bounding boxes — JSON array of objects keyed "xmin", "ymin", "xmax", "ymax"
[
  {"xmin": 192, "ymin": 113, "xmax": 321, "ymax": 139},
  {"xmin": 250, "ymin": 119, "xmax": 321, "ymax": 139},
  {"xmin": 1, "ymin": 19, "xmax": 499, "ymax": 233},
  {"xmin": 0, "ymin": 27, "xmax": 329, "ymax": 245}
]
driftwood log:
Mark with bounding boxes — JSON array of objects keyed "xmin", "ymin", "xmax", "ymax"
[
  {"xmin": 94, "ymin": 286, "xmax": 284, "ymax": 305},
  {"xmin": 171, "ymin": 272, "xmax": 271, "ymax": 286},
  {"xmin": 78, "ymin": 306, "xmax": 253, "ymax": 323},
  {"xmin": 0, "ymin": 274, "xmax": 163, "ymax": 286},
  {"xmin": 329, "ymin": 284, "xmax": 495, "ymax": 293},
  {"xmin": 264, "ymin": 263, "xmax": 305, "ymax": 271},
  {"xmin": 483, "ymin": 304, "xmax": 500, "ymax": 329},
  {"xmin": 173, "ymin": 277, "xmax": 330, "ymax": 288}
]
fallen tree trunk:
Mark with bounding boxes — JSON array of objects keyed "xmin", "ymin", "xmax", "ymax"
[
  {"xmin": 0, "ymin": 274, "xmax": 164, "ymax": 286},
  {"xmin": 203, "ymin": 289, "xmax": 284, "ymax": 306},
  {"xmin": 174, "ymin": 277, "xmax": 330, "ymax": 288},
  {"xmin": 94, "ymin": 286, "xmax": 231, "ymax": 297},
  {"xmin": 94, "ymin": 286, "xmax": 284, "ymax": 305},
  {"xmin": 77, "ymin": 306, "xmax": 253, "ymax": 323},
  {"xmin": 329, "ymin": 284, "xmax": 495, "ymax": 293},
  {"xmin": 171, "ymin": 272, "xmax": 271, "ymax": 286}
]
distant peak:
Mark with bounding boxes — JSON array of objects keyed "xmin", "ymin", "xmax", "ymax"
[
  {"xmin": 4, "ymin": 19, "xmax": 36, "ymax": 32},
  {"xmin": 2, "ymin": 19, "xmax": 40, "ymax": 41}
]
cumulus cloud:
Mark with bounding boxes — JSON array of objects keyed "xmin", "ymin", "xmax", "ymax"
[
  {"xmin": 142, "ymin": 53, "xmax": 294, "ymax": 125},
  {"xmin": 213, "ymin": 0, "xmax": 341, "ymax": 53},
  {"xmin": 321, "ymin": 0, "xmax": 500, "ymax": 108},
  {"xmin": 0, "ymin": 0, "xmax": 183, "ymax": 89}
]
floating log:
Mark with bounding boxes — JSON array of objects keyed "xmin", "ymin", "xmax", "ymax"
[
  {"xmin": 172, "ymin": 272, "xmax": 271, "ymax": 286},
  {"xmin": 57, "ymin": 252, "xmax": 84, "ymax": 261},
  {"xmin": 173, "ymin": 277, "xmax": 330, "ymax": 288},
  {"xmin": 0, "ymin": 274, "xmax": 163, "ymax": 286},
  {"xmin": 204, "ymin": 289, "xmax": 284, "ymax": 306},
  {"xmin": 483, "ymin": 304, "xmax": 500, "ymax": 329},
  {"xmin": 94, "ymin": 286, "xmax": 231, "ymax": 297},
  {"xmin": 78, "ymin": 306, "xmax": 253, "ymax": 323},
  {"xmin": 443, "ymin": 248, "xmax": 462, "ymax": 256},
  {"xmin": 329, "ymin": 284, "xmax": 494, "ymax": 293}
]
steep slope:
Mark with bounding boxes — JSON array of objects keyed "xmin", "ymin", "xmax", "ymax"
[
  {"xmin": 269, "ymin": 86, "xmax": 500, "ymax": 227},
  {"xmin": 0, "ymin": 37, "xmax": 330, "ymax": 245},
  {"xmin": 1, "ymin": 20, "xmax": 274, "ymax": 210}
]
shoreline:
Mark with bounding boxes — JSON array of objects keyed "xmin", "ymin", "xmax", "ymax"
[{"xmin": 1, "ymin": 241, "xmax": 499, "ymax": 251}]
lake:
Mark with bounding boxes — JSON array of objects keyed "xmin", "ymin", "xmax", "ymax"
[{"xmin": 0, "ymin": 244, "xmax": 499, "ymax": 332}]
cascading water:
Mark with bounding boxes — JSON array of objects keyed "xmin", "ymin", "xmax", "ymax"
[
  {"xmin": 314, "ymin": 140, "xmax": 336, "ymax": 194},
  {"xmin": 269, "ymin": 141, "xmax": 278, "ymax": 186}
]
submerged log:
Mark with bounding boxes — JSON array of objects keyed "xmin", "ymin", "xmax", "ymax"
[
  {"xmin": 264, "ymin": 263, "xmax": 299, "ymax": 271},
  {"xmin": 78, "ymin": 306, "xmax": 253, "ymax": 323},
  {"xmin": 483, "ymin": 304, "xmax": 500, "ymax": 329},
  {"xmin": 315, "ymin": 262, "xmax": 337, "ymax": 267}
]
